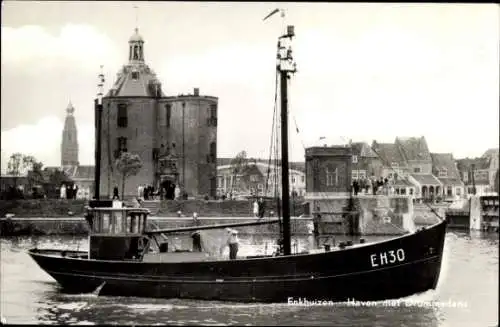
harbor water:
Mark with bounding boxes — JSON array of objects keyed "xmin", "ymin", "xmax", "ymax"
[{"xmin": 0, "ymin": 230, "xmax": 498, "ymax": 326}]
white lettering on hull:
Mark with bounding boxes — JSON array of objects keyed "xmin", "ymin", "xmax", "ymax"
[{"xmin": 370, "ymin": 249, "xmax": 405, "ymax": 267}]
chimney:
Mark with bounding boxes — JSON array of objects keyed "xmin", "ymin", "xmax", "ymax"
[{"xmin": 194, "ymin": 88, "xmax": 199, "ymax": 96}]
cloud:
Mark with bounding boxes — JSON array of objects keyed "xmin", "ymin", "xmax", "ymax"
[
  {"xmin": 1, "ymin": 24, "xmax": 120, "ymax": 69},
  {"xmin": 0, "ymin": 117, "xmax": 94, "ymax": 173}
]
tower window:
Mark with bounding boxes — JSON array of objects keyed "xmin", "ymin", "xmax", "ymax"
[
  {"xmin": 131, "ymin": 71, "xmax": 139, "ymax": 80},
  {"xmin": 117, "ymin": 104, "xmax": 128, "ymax": 128},
  {"xmin": 115, "ymin": 137, "xmax": 128, "ymax": 158},
  {"xmin": 209, "ymin": 104, "xmax": 217, "ymax": 118},
  {"xmin": 207, "ymin": 104, "xmax": 217, "ymax": 126},
  {"xmin": 166, "ymin": 104, "xmax": 171, "ymax": 127},
  {"xmin": 207, "ymin": 141, "xmax": 216, "ymax": 163}
]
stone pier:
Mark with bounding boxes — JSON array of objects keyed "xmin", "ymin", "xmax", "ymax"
[{"xmin": 303, "ymin": 193, "xmax": 417, "ymax": 235}]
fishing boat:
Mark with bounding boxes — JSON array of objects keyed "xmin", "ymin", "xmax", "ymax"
[{"xmin": 28, "ymin": 24, "xmax": 447, "ymax": 303}]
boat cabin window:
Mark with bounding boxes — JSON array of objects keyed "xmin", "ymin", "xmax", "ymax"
[{"xmin": 91, "ymin": 210, "xmax": 147, "ymax": 235}]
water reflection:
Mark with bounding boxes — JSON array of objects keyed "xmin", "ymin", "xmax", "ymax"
[{"xmin": 1, "ymin": 231, "xmax": 498, "ymax": 326}]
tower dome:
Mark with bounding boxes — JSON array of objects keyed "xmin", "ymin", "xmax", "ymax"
[{"xmin": 129, "ymin": 28, "xmax": 144, "ymax": 43}]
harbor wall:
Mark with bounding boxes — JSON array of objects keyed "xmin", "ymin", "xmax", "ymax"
[
  {"xmin": 0, "ymin": 217, "xmax": 312, "ymax": 237},
  {"xmin": 0, "ymin": 199, "xmax": 304, "ymax": 218},
  {"xmin": 0, "ymin": 198, "xmax": 442, "ymax": 236}
]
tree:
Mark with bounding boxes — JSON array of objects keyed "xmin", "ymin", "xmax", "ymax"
[
  {"xmin": 115, "ymin": 152, "xmax": 143, "ymax": 199},
  {"xmin": 6, "ymin": 153, "xmax": 24, "ymax": 187},
  {"xmin": 229, "ymin": 150, "xmax": 249, "ymax": 195},
  {"xmin": 24, "ymin": 155, "xmax": 44, "ymax": 188}
]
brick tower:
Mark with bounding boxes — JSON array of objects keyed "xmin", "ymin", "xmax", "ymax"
[{"xmin": 98, "ymin": 27, "xmax": 218, "ymax": 199}]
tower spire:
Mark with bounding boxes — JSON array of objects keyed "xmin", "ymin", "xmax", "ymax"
[
  {"xmin": 61, "ymin": 101, "xmax": 79, "ymax": 167},
  {"xmin": 128, "ymin": 6, "xmax": 145, "ymax": 64},
  {"xmin": 134, "ymin": 5, "xmax": 139, "ymax": 31}
]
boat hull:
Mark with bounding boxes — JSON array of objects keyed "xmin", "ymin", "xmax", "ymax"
[{"xmin": 28, "ymin": 220, "xmax": 446, "ymax": 303}]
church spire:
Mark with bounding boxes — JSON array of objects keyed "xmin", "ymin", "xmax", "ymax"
[{"xmin": 61, "ymin": 101, "xmax": 79, "ymax": 167}]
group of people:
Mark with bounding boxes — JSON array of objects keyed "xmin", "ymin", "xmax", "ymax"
[
  {"xmin": 252, "ymin": 198, "xmax": 266, "ymax": 218},
  {"xmin": 60, "ymin": 184, "xmax": 79, "ymax": 199},
  {"xmin": 352, "ymin": 176, "xmax": 394, "ymax": 196},
  {"xmin": 136, "ymin": 184, "xmax": 159, "ymax": 200}
]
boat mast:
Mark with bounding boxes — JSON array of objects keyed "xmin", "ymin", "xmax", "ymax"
[
  {"xmin": 94, "ymin": 66, "xmax": 105, "ymax": 200},
  {"xmin": 277, "ymin": 25, "xmax": 297, "ymax": 256}
]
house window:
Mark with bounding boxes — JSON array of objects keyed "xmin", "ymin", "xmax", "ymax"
[
  {"xmin": 301, "ymin": 176, "xmax": 305, "ymax": 183},
  {"xmin": 400, "ymin": 188, "xmax": 407, "ymax": 195},
  {"xmin": 326, "ymin": 167, "xmax": 338, "ymax": 186},
  {"xmin": 291, "ymin": 177, "xmax": 296, "ymax": 183},
  {"xmin": 456, "ymin": 188, "xmax": 461, "ymax": 196},
  {"xmin": 462, "ymin": 172, "xmax": 468, "ymax": 182},
  {"xmin": 409, "ymin": 188, "xmax": 414, "ymax": 195},
  {"xmin": 352, "ymin": 155, "xmax": 358, "ymax": 163},
  {"xmin": 468, "ymin": 187, "xmax": 474, "ymax": 194},
  {"xmin": 414, "ymin": 167, "xmax": 421, "ymax": 173},
  {"xmin": 166, "ymin": 104, "xmax": 171, "ymax": 127},
  {"xmin": 217, "ymin": 176, "xmax": 223, "ymax": 188},
  {"xmin": 439, "ymin": 169, "xmax": 448, "ymax": 178},
  {"xmin": 117, "ymin": 104, "xmax": 128, "ymax": 128},
  {"xmin": 131, "ymin": 71, "xmax": 139, "ymax": 80},
  {"xmin": 447, "ymin": 186, "xmax": 452, "ymax": 196}
]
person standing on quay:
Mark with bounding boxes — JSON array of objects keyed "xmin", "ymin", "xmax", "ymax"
[
  {"xmin": 258, "ymin": 197, "xmax": 266, "ymax": 218},
  {"xmin": 226, "ymin": 228, "xmax": 239, "ymax": 260},
  {"xmin": 253, "ymin": 199, "xmax": 259, "ymax": 217}
]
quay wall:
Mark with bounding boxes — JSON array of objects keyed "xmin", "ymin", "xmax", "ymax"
[
  {"xmin": 0, "ymin": 199, "xmax": 304, "ymax": 218},
  {"xmin": 0, "ymin": 199, "xmax": 441, "ymax": 237}
]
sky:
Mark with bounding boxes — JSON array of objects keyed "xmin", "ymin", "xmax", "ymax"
[{"xmin": 1, "ymin": 2, "xmax": 499, "ymax": 173}]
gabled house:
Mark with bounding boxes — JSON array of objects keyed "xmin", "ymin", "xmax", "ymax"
[
  {"xmin": 456, "ymin": 157, "xmax": 493, "ymax": 197},
  {"xmin": 350, "ymin": 142, "xmax": 381, "ymax": 180},
  {"xmin": 431, "ymin": 153, "xmax": 464, "ymax": 201},
  {"xmin": 396, "ymin": 136, "xmax": 442, "ymax": 201},
  {"xmin": 395, "ymin": 136, "xmax": 432, "ymax": 174},
  {"xmin": 371, "ymin": 141, "xmax": 408, "ymax": 178}
]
